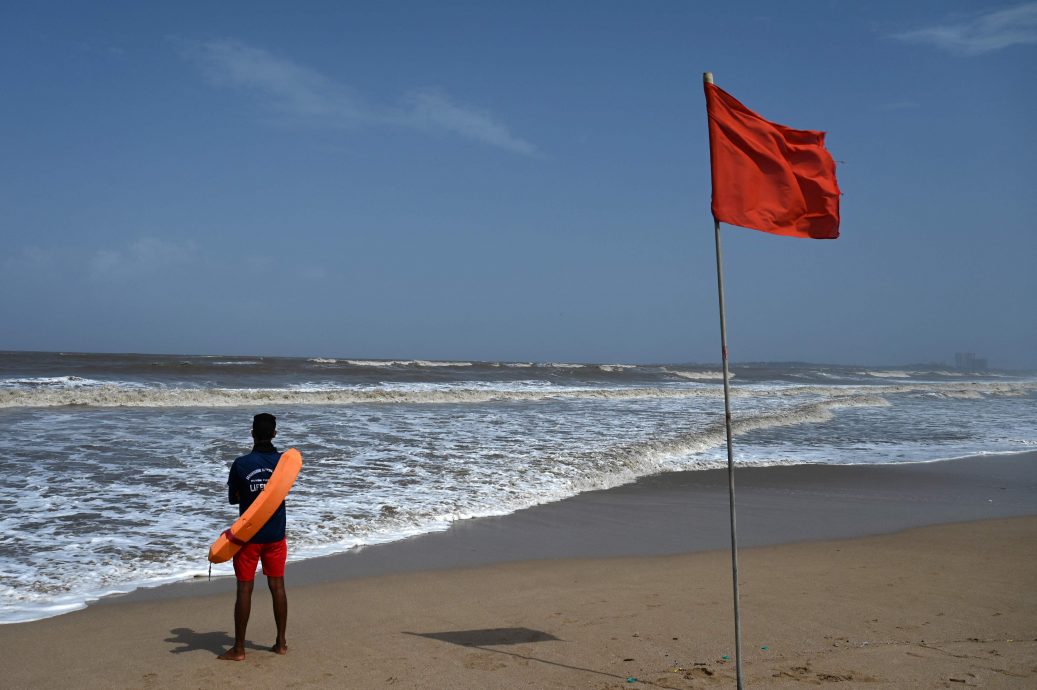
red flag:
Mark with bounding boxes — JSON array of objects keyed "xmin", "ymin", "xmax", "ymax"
[{"xmin": 705, "ymin": 82, "xmax": 840, "ymax": 239}]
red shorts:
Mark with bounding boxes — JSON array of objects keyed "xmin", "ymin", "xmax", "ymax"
[{"xmin": 232, "ymin": 538, "xmax": 287, "ymax": 581}]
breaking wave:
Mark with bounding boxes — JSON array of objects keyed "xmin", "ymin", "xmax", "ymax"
[
  {"xmin": 664, "ymin": 368, "xmax": 732, "ymax": 380},
  {"xmin": 1, "ymin": 380, "xmax": 1032, "ymax": 409},
  {"xmin": 0, "ymin": 375, "xmax": 105, "ymax": 389},
  {"xmin": 341, "ymin": 359, "xmax": 474, "ymax": 368},
  {"xmin": 0, "ymin": 384, "xmax": 720, "ymax": 408},
  {"xmin": 564, "ymin": 394, "xmax": 894, "ymax": 492}
]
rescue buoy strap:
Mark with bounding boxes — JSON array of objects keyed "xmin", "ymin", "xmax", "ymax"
[{"xmin": 223, "ymin": 528, "xmax": 248, "ymax": 547}]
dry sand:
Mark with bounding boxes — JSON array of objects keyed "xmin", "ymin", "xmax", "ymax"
[{"xmin": 2, "ymin": 454, "xmax": 1035, "ymax": 688}]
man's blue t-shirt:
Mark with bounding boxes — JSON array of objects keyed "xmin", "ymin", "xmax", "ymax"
[{"xmin": 227, "ymin": 445, "xmax": 286, "ymax": 544}]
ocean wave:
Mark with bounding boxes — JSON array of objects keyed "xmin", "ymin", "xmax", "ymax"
[
  {"xmin": 0, "ymin": 384, "xmax": 724, "ymax": 408},
  {"xmin": 0, "ymin": 376, "xmax": 90, "ymax": 388},
  {"xmin": 342, "ymin": 359, "xmax": 474, "ymax": 368},
  {"xmin": 0, "ymin": 376, "xmax": 141, "ymax": 390},
  {"xmin": 762, "ymin": 381, "xmax": 1037, "ymax": 399},
  {"xmin": 663, "ymin": 368, "xmax": 732, "ymax": 380},
  {"xmin": 552, "ymin": 394, "xmax": 894, "ymax": 494},
  {"xmin": 2, "ymin": 379, "xmax": 1033, "ymax": 409},
  {"xmin": 308, "ymin": 358, "xmax": 338, "ymax": 364}
]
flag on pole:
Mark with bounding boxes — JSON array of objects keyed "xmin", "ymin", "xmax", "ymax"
[{"xmin": 704, "ymin": 82, "xmax": 840, "ymax": 239}]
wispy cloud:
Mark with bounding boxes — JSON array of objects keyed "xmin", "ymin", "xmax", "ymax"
[
  {"xmin": 395, "ymin": 89, "xmax": 538, "ymax": 156},
  {"xmin": 89, "ymin": 238, "xmax": 200, "ymax": 283},
  {"xmin": 5, "ymin": 237, "xmax": 330, "ymax": 289},
  {"xmin": 77, "ymin": 41, "xmax": 126, "ymax": 58},
  {"xmin": 178, "ymin": 38, "xmax": 538, "ymax": 156},
  {"xmin": 1, "ymin": 246, "xmax": 57, "ymax": 280},
  {"xmin": 891, "ymin": 2, "xmax": 1037, "ymax": 55},
  {"xmin": 180, "ymin": 39, "xmax": 369, "ymax": 125}
]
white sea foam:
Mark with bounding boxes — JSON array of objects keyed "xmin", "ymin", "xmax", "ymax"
[
  {"xmin": 0, "ymin": 376, "xmax": 100, "ymax": 388},
  {"xmin": 2, "ymin": 352, "xmax": 1034, "ymax": 625},
  {"xmin": 2, "ymin": 379, "xmax": 1033, "ymax": 409},
  {"xmin": 761, "ymin": 381, "xmax": 1037, "ymax": 399},
  {"xmin": 664, "ymin": 368, "xmax": 732, "ymax": 380},
  {"xmin": 341, "ymin": 359, "xmax": 473, "ymax": 367},
  {"xmin": 0, "ymin": 383, "xmax": 719, "ymax": 408},
  {"xmin": 0, "ymin": 376, "xmax": 148, "ymax": 390},
  {"xmin": 557, "ymin": 394, "xmax": 894, "ymax": 490},
  {"xmin": 0, "ymin": 390, "xmax": 900, "ymax": 624},
  {"xmin": 308, "ymin": 358, "xmax": 338, "ymax": 363}
]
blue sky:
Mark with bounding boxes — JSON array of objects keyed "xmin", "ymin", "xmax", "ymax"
[{"xmin": 1, "ymin": 1, "xmax": 1035, "ymax": 367}]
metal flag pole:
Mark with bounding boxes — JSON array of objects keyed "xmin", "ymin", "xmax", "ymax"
[{"xmin": 704, "ymin": 70, "xmax": 744, "ymax": 690}]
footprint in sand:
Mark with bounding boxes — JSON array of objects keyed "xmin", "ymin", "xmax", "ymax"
[{"xmin": 463, "ymin": 653, "xmax": 508, "ymax": 671}]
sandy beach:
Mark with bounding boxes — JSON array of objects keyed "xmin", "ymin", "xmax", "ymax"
[{"xmin": 2, "ymin": 453, "xmax": 1035, "ymax": 688}]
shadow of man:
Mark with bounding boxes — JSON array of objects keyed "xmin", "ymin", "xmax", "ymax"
[{"xmin": 165, "ymin": 628, "xmax": 265, "ymax": 656}]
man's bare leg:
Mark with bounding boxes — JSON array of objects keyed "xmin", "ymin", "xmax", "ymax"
[
  {"xmin": 268, "ymin": 576, "xmax": 288, "ymax": 654},
  {"xmin": 218, "ymin": 580, "xmax": 254, "ymax": 661}
]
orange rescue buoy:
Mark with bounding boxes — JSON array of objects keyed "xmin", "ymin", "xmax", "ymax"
[{"xmin": 208, "ymin": 447, "xmax": 303, "ymax": 563}]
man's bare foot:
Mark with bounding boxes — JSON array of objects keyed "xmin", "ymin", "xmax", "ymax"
[
  {"xmin": 270, "ymin": 641, "xmax": 288, "ymax": 655},
  {"xmin": 217, "ymin": 647, "xmax": 246, "ymax": 661}
]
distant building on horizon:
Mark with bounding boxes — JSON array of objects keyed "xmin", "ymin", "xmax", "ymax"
[{"xmin": 954, "ymin": 352, "xmax": 988, "ymax": 371}]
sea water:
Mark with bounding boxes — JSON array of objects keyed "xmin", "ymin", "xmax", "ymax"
[{"xmin": 1, "ymin": 351, "xmax": 1035, "ymax": 623}]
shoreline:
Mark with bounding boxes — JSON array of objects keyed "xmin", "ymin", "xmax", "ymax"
[
  {"xmin": 104, "ymin": 450, "xmax": 1037, "ymax": 605},
  {"xmin": 0, "ymin": 450, "xmax": 1031, "ymax": 618},
  {"xmin": 1, "ymin": 451, "xmax": 1034, "ymax": 688}
]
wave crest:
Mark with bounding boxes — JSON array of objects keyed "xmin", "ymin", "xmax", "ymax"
[
  {"xmin": 1, "ymin": 380, "xmax": 1031, "ymax": 409},
  {"xmin": 664, "ymin": 368, "xmax": 732, "ymax": 380},
  {"xmin": 563, "ymin": 394, "xmax": 894, "ymax": 492},
  {"xmin": 0, "ymin": 385, "xmax": 718, "ymax": 408}
]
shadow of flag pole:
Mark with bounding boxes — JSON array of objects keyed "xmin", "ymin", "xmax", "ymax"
[{"xmin": 704, "ymin": 70, "xmax": 745, "ymax": 690}]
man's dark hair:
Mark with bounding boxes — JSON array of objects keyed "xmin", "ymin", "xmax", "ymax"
[{"xmin": 253, "ymin": 413, "xmax": 277, "ymax": 441}]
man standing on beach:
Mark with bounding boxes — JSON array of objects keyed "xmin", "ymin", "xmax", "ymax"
[{"xmin": 218, "ymin": 413, "xmax": 289, "ymax": 661}]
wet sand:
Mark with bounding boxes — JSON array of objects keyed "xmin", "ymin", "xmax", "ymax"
[{"xmin": 1, "ymin": 453, "xmax": 1035, "ymax": 688}]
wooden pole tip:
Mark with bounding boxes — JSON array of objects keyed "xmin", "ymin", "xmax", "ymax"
[{"xmin": 703, "ymin": 72, "xmax": 714, "ymax": 84}]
